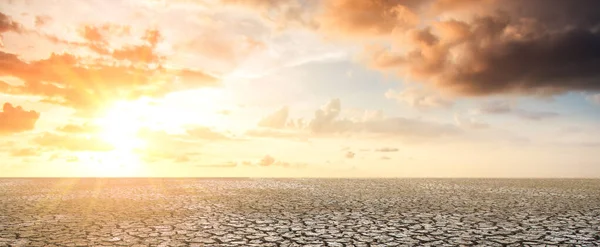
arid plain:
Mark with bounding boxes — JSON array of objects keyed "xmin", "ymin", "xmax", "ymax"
[{"xmin": 1, "ymin": 178, "xmax": 599, "ymax": 246}]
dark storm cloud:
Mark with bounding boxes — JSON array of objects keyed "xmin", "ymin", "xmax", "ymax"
[{"xmin": 368, "ymin": 0, "xmax": 600, "ymax": 96}]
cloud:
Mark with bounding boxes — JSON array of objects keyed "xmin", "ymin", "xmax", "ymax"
[
  {"xmin": 220, "ymin": 0, "xmax": 318, "ymax": 29},
  {"xmin": 317, "ymin": 0, "xmax": 420, "ymax": 36},
  {"xmin": 476, "ymin": 101, "xmax": 559, "ymax": 121},
  {"xmin": 0, "ymin": 12, "xmax": 22, "ymax": 34},
  {"xmin": 454, "ymin": 114, "xmax": 489, "ymax": 130},
  {"xmin": 0, "ymin": 12, "xmax": 22, "ymax": 46},
  {"xmin": 0, "ymin": 51, "xmax": 218, "ymax": 110},
  {"xmin": 221, "ymin": 0, "xmax": 287, "ymax": 9},
  {"xmin": 245, "ymin": 128, "xmax": 306, "ymax": 140},
  {"xmin": 34, "ymin": 15, "xmax": 52, "ymax": 27},
  {"xmin": 514, "ymin": 110, "xmax": 559, "ymax": 121},
  {"xmin": 235, "ymin": 155, "xmax": 305, "ymax": 168},
  {"xmin": 34, "ymin": 132, "xmax": 113, "ymax": 151},
  {"xmin": 186, "ymin": 126, "xmax": 230, "ymax": 140},
  {"xmin": 139, "ymin": 149, "xmax": 185, "ymax": 164},
  {"xmin": 360, "ymin": 117, "xmax": 460, "ymax": 138},
  {"xmin": 175, "ymin": 155, "xmax": 190, "ymax": 163},
  {"xmin": 75, "ymin": 24, "xmax": 133, "ymax": 55},
  {"xmin": 365, "ymin": 1, "xmax": 600, "ymax": 96},
  {"xmin": 176, "ymin": 30, "xmax": 267, "ymax": 73},
  {"xmin": 385, "ymin": 87, "xmax": 453, "ymax": 109},
  {"xmin": 10, "ymin": 148, "xmax": 40, "ymax": 157},
  {"xmin": 56, "ymin": 123, "xmax": 101, "ymax": 134},
  {"xmin": 217, "ymin": 109, "xmax": 232, "ymax": 115},
  {"xmin": 0, "ymin": 103, "xmax": 40, "ymax": 134},
  {"xmin": 587, "ymin": 94, "xmax": 600, "ymax": 105},
  {"xmin": 0, "ymin": 16, "xmax": 218, "ymax": 112},
  {"xmin": 258, "ymin": 106, "xmax": 289, "ymax": 128},
  {"xmin": 345, "ymin": 151, "xmax": 355, "ymax": 159},
  {"xmin": 259, "ymin": 155, "xmax": 276, "ymax": 166},
  {"xmin": 196, "ymin": 162, "xmax": 238, "ymax": 168},
  {"xmin": 308, "ymin": 99, "xmax": 459, "ymax": 138},
  {"xmin": 110, "ymin": 29, "xmax": 162, "ymax": 63},
  {"xmin": 228, "ymin": 0, "xmax": 600, "ymax": 96},
  {"xmin": 248, "ymin": 98, "xmax": 459, "ymax": 140},
  {"xmin": 308, "ymin": 98, "xmax": 342, "ymax": 133},
  {"xmin": 374, "ymin": 147, "xmax": 399, "ymax": 152},
  {"xmin": 112, "ymin": 45, "xmax": 160, "ymax": 63}
]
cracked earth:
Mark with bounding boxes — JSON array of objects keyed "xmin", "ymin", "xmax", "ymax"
[{"xmin": 1, "ymin": 178, "xmax": 599, "ymax": 246}]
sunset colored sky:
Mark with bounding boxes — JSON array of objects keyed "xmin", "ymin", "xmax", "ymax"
[{"xmin": 1, "ymin": 0, "xmax": 599, "ymax": 177}]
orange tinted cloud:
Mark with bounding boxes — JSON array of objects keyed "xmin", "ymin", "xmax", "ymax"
[
  {"xmin": 0, "ymin": 51, "xmax": 217, "ymax": 109},
  {"xmin": 240, "ymin": 155, "xmax": 304, "ymax": 168},
  {"xmin": 112, "ymin": 45, "xmax": 160, "ymax": 63},
  {"xmin": 0, "ymin": 12, "xmax": 22, "ymax": 33},
  {"xmin": 0, "ymin": 103, "xmax": 40, "ymax": 134},
  {"xmin": 56, "ymin": 123, "xmax": 101, "ymax": 134},
  {"xmin": 76, "ymin": 25, "xmax": 161, "ymax": 63},
  {"xmin": 34, "ymin": 132, "xmax": 114, "ymax": 152},
  {"xmin": 186, "ymin": 126, "xmax": 230, "ymax": 140},
  {"xmin": 196, "ymin": 162, "xmax": 238, "ymax": 168},
  {"xmin": 0, "ymin": 19, "xmax": 196, "ymax": 109},
  {"xmin": 10, "ymin": 148, "xmax": 40, "ymax": 157},
  {"xmin": 0, "ymin": 12, "xmax": 22, "ymax": 47},
  {"xmin": 317, "ymin": 0, "xmax": 420, "ymax": 36},
  {"xmin": 111, "ymin": 28, "xmax": 161, "ymax": 63},
  {"xmin": 34, "ymin": 15, "xmax": 51, "ymax": 27}
]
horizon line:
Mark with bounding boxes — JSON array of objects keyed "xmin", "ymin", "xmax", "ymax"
[{"xmin": 2, "ymin": 176, "xmax": 600, "ymax": 179}]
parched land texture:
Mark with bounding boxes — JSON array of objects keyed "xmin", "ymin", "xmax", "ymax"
[{"xmin": 1, "ymin": 178, "xmax": 599, "ymax": 246}]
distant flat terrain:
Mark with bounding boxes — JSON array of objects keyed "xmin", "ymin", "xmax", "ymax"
[{"xmin": 0, "ymin": 178, "xmax": 599, "ymax": 246}]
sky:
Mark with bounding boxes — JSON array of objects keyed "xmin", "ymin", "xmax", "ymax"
[{"xmin": 1, "ymin": 0, "xmax": 599, "ymax": 177}]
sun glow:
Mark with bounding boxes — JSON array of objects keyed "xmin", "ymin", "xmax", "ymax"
[
  {"xmin": 82, "ymin": 89, "xmax": 228, "ymax": 176},
  {"xmin": 97, "ymin": 101, "xmax": 148, "ymax": 151}
]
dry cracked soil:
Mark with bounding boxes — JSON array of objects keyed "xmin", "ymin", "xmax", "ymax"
[{"xmin": 0, "ymin": 178, "xmax": 599, "ymax": 246}]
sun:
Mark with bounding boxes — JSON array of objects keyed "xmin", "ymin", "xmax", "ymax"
[
  {"xmin": 79, "ymin": 89, "xmax": 229, "ymax": 176},
  {"xmin": 85, "ymin": 100, "xmax": 151, "ymax": 176},
  {"xmin": 96, "ymin": 101, "xmax": 147, "ymax": 151}
]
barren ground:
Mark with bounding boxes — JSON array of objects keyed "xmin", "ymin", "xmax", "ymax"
[{"xmin": 1, "ymin": 178, "xmax": 599, "ymax": 246}]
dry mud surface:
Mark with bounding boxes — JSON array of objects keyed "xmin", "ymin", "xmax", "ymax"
[{"xmin": 0, "ymin": 178, "xmax": 599, "ymax": 246}]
